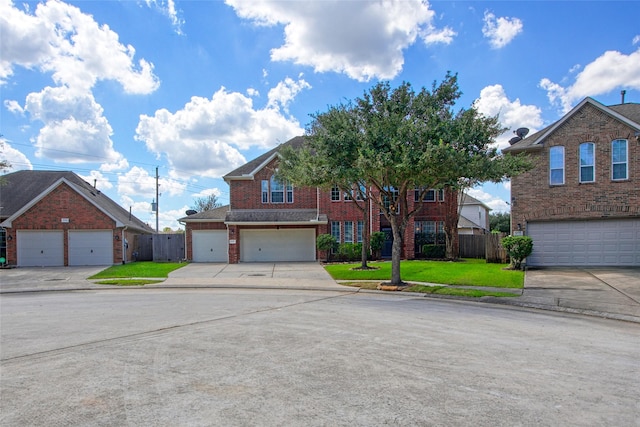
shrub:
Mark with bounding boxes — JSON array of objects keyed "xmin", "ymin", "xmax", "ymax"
[
  {"xmin": 316, "ymin": 234, "xmax": 338, "ymax": 262},
  {"xmin": 370, "ymin": 231, "xmax": 386, "ymax": 259},
  {"xmin": 337, "ymin": 243, "xmax": 362, "ymax": 262},
  {"xmin": 422, "ymin": 244, "xmax": 446, "ymax": 259},
  {"xmin": 501, "ymin": 235, "xmax": 533, "ymax": 270}
]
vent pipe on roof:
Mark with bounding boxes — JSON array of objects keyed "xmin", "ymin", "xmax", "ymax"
[{"xmin": 621, "ymin": 90, "xmax": 626, "ymax": 104}]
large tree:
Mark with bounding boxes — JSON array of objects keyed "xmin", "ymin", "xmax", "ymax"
[
  {"xmin": 191, "ymin": 194, "xmax": 221, "ymax": 212},
  {"xmin": 280, "ymin": 73, "xmax": 530, "ymax": 285}
]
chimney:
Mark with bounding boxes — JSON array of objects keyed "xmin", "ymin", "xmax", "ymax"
[{"xmin": 621, "ymin": 90, "xmax": 626, "ymax": 104}]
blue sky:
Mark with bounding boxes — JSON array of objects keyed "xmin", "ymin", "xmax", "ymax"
[{"xmin": 2, "ymin": 0, "xmax": 639, "ymax": 230}]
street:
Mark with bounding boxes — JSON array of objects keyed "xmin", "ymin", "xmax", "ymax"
[{"xmin": 1, "ymin": 289, "xmax": 639, "ymax": 426}]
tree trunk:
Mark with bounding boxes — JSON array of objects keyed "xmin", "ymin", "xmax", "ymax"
[
  {"xmin": 360, "ymin": 200, "xmax": 370, "ymax": 269},
  {"xmin": 443, "ymin": 187, "xmax": 459, "ymax": 260},
  {"xmin": 389, "ymin": 215, "xmax": 405, "ymax": 285}
]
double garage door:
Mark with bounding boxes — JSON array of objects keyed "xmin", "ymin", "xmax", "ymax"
[
  {"xmin": 527, "ymin": 219, "xmax": 640, "ymax": 267},
  {"xmin": 17, "ymin": 230, "xmax": 113, "ymax": 267},
  {"xmin": 240, "ymin": 229, "xmax": 316, "ymax": 262}
]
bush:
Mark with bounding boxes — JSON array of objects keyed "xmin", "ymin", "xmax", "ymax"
[
  {"xmin": 501, "ymin": 235, "xmax": 533, "ymax": 270},
  {"xmin": 317, "ymin": 234, "xmax": 338, "ymax": 262},
  {"xmin": 337, "ymin": 243, "xmax": 362, "ymax": 262},
  {"xmin": 421, "ymin": 244, "xmax": 446, "ymax": 259},
  {"xmin": 370, "ymin": 231, "xmax": 386, "ymax": 259}
]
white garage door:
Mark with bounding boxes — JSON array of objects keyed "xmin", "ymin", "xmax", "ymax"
[
  {"xmin": 69, "ymin": 230, "xmax": 113, "ymax": 266},
  {"xmin": 192, "ymin": 230, "xmax": 227, "ymax": 262},
  {"xmin": 527, "ymin": 219, "xmax": 640, "ymax": 267},
  {"xmin": 17, "ymin": 230, "xmax": 64, "ymax": 267},
  {"xmin": 240, "ymin": 229, "xmax": 316, "ymax": 262}
]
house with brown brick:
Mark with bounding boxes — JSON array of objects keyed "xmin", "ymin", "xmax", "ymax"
[
  {"xmin": 179, "ymin": 136, "xmax": 451, "ymax": 263},
  {"xmin": 503, "ymin": 97, "xmax": 640, "ymax": 267},
  {"xmin": 0, "ymin": 170, "xmax": 153, "ymax": 267}
]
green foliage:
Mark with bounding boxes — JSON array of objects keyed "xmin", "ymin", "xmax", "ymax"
[
  {"xmin": 191, "ymin": 194, "xmax": 221, "ymax": 212},
  {"xmin": 336, "ymin": 243, "xmax": 362, "ymax": 262},
  {"xmin": 316, "ymin": 234, "xmax": 338, "ymax": 252},
  {"xmin": 421, "ymin": 244, "xmax": 446, "ymax": 259},
  {"xmin": 501, "ymin": 235, "xmax": 534, "ymax": 270},
  {"xmin": 489, "ymin": 212, "xmax": 511, "ymax": 233},
  {"xmin": 369, "ymin": 231, "xmax": 385, "ymax": 258}
]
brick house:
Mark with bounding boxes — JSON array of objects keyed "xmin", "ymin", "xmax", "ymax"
[
  {"xmin": 0, "ymin": 170, "xmax": 153, "ymax": 267},
  {"xmin": 503, "ymin": 97, "xmax": 640, "ymax": 266},
  {"xmin": 179, "ymin": 136, "xmax": 451, "ymax": 263}
]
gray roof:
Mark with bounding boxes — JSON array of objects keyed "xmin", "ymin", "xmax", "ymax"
[
  {"xmin": 503, "ymin": 98, "xmax": 640, "ymax": 153},
  {"xmin": 178, "ymin": 204, "xmax": 229, "ymax": 222},
  {"xmin": 0, "ymin": 170, "xmax": 153, "ymax": 233},
  {"xmin": 225, "ymin": 209, "xmax": 327, "ymax": 224},
  {"xmin": 223, "ymin": 136, "xmax": 307, "ymax": 180}
]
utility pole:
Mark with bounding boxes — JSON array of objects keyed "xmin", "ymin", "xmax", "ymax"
[{"xmin": 155, "ymin": 166, "xmax": 159, "ymax": 233}]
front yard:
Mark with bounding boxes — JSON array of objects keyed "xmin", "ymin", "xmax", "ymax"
[{"xmin": 324, "ymin": 259, "xmax": 523, "ymax": 297}]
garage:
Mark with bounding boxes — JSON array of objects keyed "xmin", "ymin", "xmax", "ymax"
[
  {"xmin": 527, "ymin": 219, "xmax": 640, "ymax": 267},
  {"xmin": 240, "ymin": 229, "xmax": 316, "ymax": 262},
  {"xmin": 192, "ymin": 230, "xmax": 228, "ymax": 262},
  {"xmin": 68, "ymin": 230, "xmax": 113, "ymax": 266},
  {"xmin": 17, "ymin": 230, "xmax": 64, "ymax": 267}
]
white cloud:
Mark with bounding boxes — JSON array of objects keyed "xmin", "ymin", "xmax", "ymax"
[
  {"xmin": 226, "ymin": 0, "xmax": 455, "ymax": 82},
  {"xmin": 633, "ymin": 35, "xmax": 640, "ymax": 45},
  {"xmin": 482, "ymin": 11, "xmax": 523, "ymax": 49},
  {"xmin": 475, "ymin": 84, "xmax": 544, "ymax": 149},
  {"xmin": 467, "ymin": 187, "xmax": 509, "ymax": 213},
  {"xmin": 78, "ymin": 170, "xmax": 114, "ymax": 191},
  {"xmin": 540, "ymin": 48, "xmax": 640, "ymax": 113},
  {"xmin": 192, "ymin": 188, "xmax": 222, "ymax": 199},
  {"xmin": 144, "ymin": 0, "xmax": 184, "ymax": 35},
  {"xmin": 23, "ymin": 85, "xmax": 126, "ymax": 165},
  {"xmin": 118, "ymin": 166, "xmax": 186, "ymax": 199},
  {"xmin": 4, "ymin": 100, "xmax": 24, "ymax": 115},
  {"xmin": 0, "ymin": 139, "xmax": 33, "ymax": 172},
  {"xmin": 136, "ymin": 81, "xmax": 308, "ymax": 179},
  {"xmin": 1, "ymin": 0, "xmax": 159, "ymax": 93},
  {"xmin": 267, "ymin": 77, "xmax": 311, "ymax": 113}
]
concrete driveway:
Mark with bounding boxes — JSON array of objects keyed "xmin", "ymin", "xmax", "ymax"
[{"xmin": 522, "ymin": 267, "xmax": 640, "ymax": 320}]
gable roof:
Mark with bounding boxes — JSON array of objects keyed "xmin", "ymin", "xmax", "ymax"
[
  {"xmin": 178, "ymin": 204, "xmax": 229, "ymax": 222},
  {"xmin": 223, "ymin": 136, "xmax": 306, "ymax": 182},
  {"xmin": 460, "ymin": 194, "xmax": 491, "ymax": 210},
  {"xmin": 503, "ymin": 97, "xmax": 640, "ymax": 153},
  {"xmin": 0, "ymin": 170, "xmax": 153, "ymax": 233}
]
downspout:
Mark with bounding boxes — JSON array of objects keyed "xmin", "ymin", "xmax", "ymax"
[
  {"xmin": 316, "ymin": 187, "xmax": 320, "ymax": 221},
  {"xmin": 178, "ymin": 220, "xmax": 187, "ymax": 262},
  {"xmin": 121, "ymin": 226, "xmax": 128, "ymax": 264}
]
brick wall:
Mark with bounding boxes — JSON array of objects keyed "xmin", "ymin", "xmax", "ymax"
[
  {"xmin": 511, "ymin": 103, "xmax": 640, "ymax": 234},
  {"xmin": 7, "ymin": 183, "xmax": 117, "ymax": 265}
]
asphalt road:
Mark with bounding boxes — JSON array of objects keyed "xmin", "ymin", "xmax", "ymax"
[{"xmin": 1, "ymin": 289, "xmax": 639, "ymax": 426}]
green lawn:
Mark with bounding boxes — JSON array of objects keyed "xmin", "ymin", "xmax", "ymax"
[
  {"xmin": 324, "ymin": 259, "xmax": 523, "ymax": 288},
  {"xmin": 89, "ymin": 261, "xmax": 186, "ymax": 279}
]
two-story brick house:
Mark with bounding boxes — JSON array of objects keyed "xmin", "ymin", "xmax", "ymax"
[
  {"xmin": 179, "ymin": 136, "xmax": 451, "ymax": 263},
  {"xmin": 503, "ymin": 97, "xmax": 640, "ymax": 267}
]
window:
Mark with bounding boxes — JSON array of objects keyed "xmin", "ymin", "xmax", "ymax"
[
  {"xmin": 331, "ymin": 221, "xmax": 341, "ymax": 243},
  {"xmin": 331, "ymin": 186, "xmax": 341, "ymax": 201},
  {"xmin": 438, "ymin": 189, "xmax": 445, "ymax": 201},
  {"xmin": 356, "ymin": 221, "xmax": 363, "ymax": 243},
  {"xmin": 262, "ymin": 176, "xmax": 292, "ymax": 203},
  {"xmin": 344, "ymin": 221, "xmax": 353, "ymax": 243},
  {"xmin": 355, "ymin": 184, "xmax": 366, "ymax": 201},
  {"xmin": 549, "ymin": 146, "xmax": 565, "ymax": 185},
  {"xmin": 579, "ymin": 142, "xmax": 595, "ymax": 183},
  {"xmin": 261, "ymin": 180, "xmax": 269, "ymax": 203},
  {"xmin": 612, "ymin": 139, "xmax": 628, "ymax": 180},
  {"xmin": 383, "ymin": 187, "xmax": 399, "ymax": 213}
]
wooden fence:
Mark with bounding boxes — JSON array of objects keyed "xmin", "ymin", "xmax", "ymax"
[
  {"xmin": 133, "ymin": 233, "xmax": 185, "ymax": 262},
  {"xmin": 458, "ymin": 233, "xmax": 508, "ymax": 263}
]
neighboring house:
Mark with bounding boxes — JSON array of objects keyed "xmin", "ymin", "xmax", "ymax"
[
  {"xmin": 0, "ymin": 170, "xmax": 153, "ymax": 267},
  {"xmin": 179, "ymin": 136, "xmax": 452, "ymax": 263},
  {"xmin": 503, "ymin": 97, "xmax": 640, "ymax": 267},
  {"xmin": 458, "ymin": 194, "xmax": 491, "ymax": 235}
]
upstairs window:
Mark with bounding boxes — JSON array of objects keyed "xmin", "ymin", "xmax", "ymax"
[
  {"xmin": 415, "ymin": 188, "xmax": 442, "ymax": 202},
  {"xmin": 262, "ymin": 176, "xmax": 293, "ymax": 204},
  {"xmin": 549, "ymin": 146, "xmax": 565, "ymax": 185},
  {"xmin": 612, "ymin": 139, "xmax": 628, "ymax": 180},
  {"xmin": 331, "ymin": 186, "xmax": 341, "ymax": 201},
  {"xmin": 579, "ymin": 142, "xmax": 595, "ymax": 183}
]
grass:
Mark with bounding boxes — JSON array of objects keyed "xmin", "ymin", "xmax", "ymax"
[
  {"xmin": 89, "ymin": 261, "xmax": 186, "ymax": 279},
  {"xmin": 324, "ymin": 258, "xmax": 523, "ymax": 289},
  {"xmin": 94, "ymin": 279, "xmax": 165, "ymax": 286}
]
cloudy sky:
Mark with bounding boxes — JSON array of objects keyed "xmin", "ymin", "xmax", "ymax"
[{"xmin": 2, "ymin": 0, "xmax": 639, "ymax": 230}]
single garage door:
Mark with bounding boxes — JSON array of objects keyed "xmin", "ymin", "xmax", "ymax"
[
  {"xmin": 240, "ymin": 229, "xmax": 316, "ymax": 262},
  {"xmin": 192, "ymin": 230, "xmax": 227, "ymax": 262},
  {"xmin": 17, "ymin": 230, "xmax": 64, "ymax": 267},
  {"xmin": 69, "ymin": 230, "xmax": 113, "ymax": 266},
  {"xmin": 527, "ymin": 219, "xmax": 640, "ymax": 267}
]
